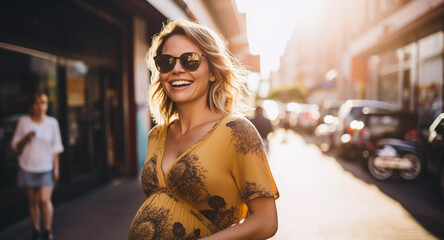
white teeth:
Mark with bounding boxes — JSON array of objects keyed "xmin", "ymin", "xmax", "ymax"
[{"xmin": 171, "ymin": 80, "xmax": 192, "ymax": 86}]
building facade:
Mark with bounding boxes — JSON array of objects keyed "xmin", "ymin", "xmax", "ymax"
[
  {"xmin": 344, "ymin": 0, "xmax": 444, "ymax": 128},
  {"xmin": 0, "ymin": 0, "xmax": 249, "ymax": 229},
  {"xmin": 271, "ymin": 0, "xmax": 443, "ymax": 128}
]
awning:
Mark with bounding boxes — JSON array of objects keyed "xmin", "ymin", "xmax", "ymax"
[{"xmin": 145, "ymin": 0, "xmax": 187, "ymax": 19}]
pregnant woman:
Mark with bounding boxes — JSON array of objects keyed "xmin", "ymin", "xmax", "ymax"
[{"xmin": 128, "ymin": 19, "xmax": 279, "ymax": 240}]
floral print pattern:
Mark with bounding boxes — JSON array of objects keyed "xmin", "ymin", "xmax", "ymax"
[
  {"xmin": 129, "ymin": 116, "xmax": 278, "ymax": 239},
  {"xmin": 226, "ymin": 118, "xmax": 266, "ymax": 160}
]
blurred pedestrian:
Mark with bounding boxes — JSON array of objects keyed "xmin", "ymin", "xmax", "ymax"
[
  {"xmin": 250, "ymin": 106, "xmax": 274, "ymax": 153},
  {"xmin": 128, "ymin": 19, "xmax": 279, "ymax": 239},
  {"xmin": 10, "ymin": 93, "xmax": 64, "ymax": 240}
]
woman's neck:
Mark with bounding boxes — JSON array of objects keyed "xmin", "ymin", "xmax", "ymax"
[
  {"xmin": 31, "ymin": 113, "xmax": 46, "ymax": 123},
  {"xmin": 175, "ymin": 104, "xmax": 223, "ymax": 135}
]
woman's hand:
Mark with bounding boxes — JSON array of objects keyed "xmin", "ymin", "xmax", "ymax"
[
  {"xmin": 201, "ymin": 197, "xmax": 278, "ymax": 240},
  {"xmin": 15, "ymin": 131, "xmax": 36, "ymax": 153},
  {"xmin": 53, "ymin": 167, "xmax": 59, "ymax": 182},
  {"xmin": 53, "ymin": 154, "xmax": 60, "ymax": 182},
  {"xmin": 27, "ymin": 131, "xmax": 36, "ymax": 140}
]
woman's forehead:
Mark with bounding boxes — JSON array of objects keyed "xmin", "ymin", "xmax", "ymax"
[
  {"xmin": 161, "ymin": 35, "xmax": 201, "ymax": 54},
  {"xmin": 34, "ymin": 96, "xmax": 48, "ymax": 103}
]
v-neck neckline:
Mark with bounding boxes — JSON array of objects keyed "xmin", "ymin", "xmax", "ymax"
[{"xmin": 157, "ymin": 116, "xmax": 226, "ymax": 185}]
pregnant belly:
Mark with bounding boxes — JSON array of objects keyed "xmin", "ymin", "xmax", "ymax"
[{"xmin": 128, "ymin": 190, "xmax": 218, "ymax": 240}]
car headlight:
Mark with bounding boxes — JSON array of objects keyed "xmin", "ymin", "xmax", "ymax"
[{"xmin": 341, "ymin": 134, "xmax": 351, "ymax": 143}]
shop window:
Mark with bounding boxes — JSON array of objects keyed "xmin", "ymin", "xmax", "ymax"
[
  {"xmin": 418, "ymin": 32, "xmax": 443, "ymax": 128},
  {"xmin": 418, "ymin": 57, "xmax": 443, "ymax": 128},
  {"xmin": 379, "ymin": 71, "xmax": 398, "ymax": 104},
  {"xmin": 0, "ymin": 46, "xmax": 113, "ymax": 192},
  {"xmin": 66, "ymin": 62, "xmax": 106, "ymax": 179},
  {"xmin": 419, "ymin": 31, "xmax": 443, "ymax": 61},
  {"xmin": 378, "ymin": 50, "xmax": 399, "ymax": 105},
  {"xmin": 397, "ymin": 43, "xmax": 417, "ymax": 112}
]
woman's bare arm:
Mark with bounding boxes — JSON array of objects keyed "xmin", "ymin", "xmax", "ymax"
[
  {"xmin": 15, "ymin": 131, "xmax": 35, "ymax": 153},
  {"xmin": 201, "ymin": 197, "xmax": 278, "ymax": 240}
]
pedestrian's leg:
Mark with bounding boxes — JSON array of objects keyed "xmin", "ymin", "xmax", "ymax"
[
  {"xmin": 39, "ymin": 186, "xmax": 54, "ymax": 232},
  {"xmin": 26, "ymin": 187, "xmax": 41, "ymax": 231}
]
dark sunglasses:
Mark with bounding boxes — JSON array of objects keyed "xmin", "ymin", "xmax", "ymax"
[{"xmin": 154, "ymin": 52, "xmax": 204, "ymax": 73}]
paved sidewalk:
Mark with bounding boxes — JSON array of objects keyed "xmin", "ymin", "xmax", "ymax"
[
  {"xmin": 0, "ymin": 178, "xmax": 146, "ymax": 240},
  {"xmin": 268, "ymin": 129, "xmax": 437, "ymax": 240}
]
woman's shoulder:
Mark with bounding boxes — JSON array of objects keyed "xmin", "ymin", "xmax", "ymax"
[
  {"xmin": 222, "ymin": 114, "xmax": 254, "ymax": 127},
  {"xmin": 220, "ymin": 114, "xmax": 257, "ymax": 134},
  {"xmin": 45, "ymin": 116, "xmax": 60, "ymax": 125},
  {"xmin": 148, "ymin": 124, "xmax": 167, "ymax": 141},
  {"xmin": 18, "ymin": 115, "xmax": 30, "ymax": 121},
  {"xmin": 150, "ymin": 123, "xmax": 169, "ymax": 132},
  {"xmin": 15, "ymin": 115, "xmax": 32, "ymax": 125},
  {"xmin": 221, "ymin": 114, "xmax": 248, "ymax": 123}
]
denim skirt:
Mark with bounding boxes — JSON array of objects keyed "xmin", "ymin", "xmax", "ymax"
[{"xmin": 17, "ymin": 168, "xmax": 54, "ymax": 187}]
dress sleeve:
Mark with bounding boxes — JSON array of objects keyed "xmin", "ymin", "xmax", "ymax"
[
  {"xmin": 147, "ymin": 124, "xmax": 162, "ymax": 154},
  {"xmin": 10, "ymin": 117, "xmax": 25, "ymax": 151},
  {"xmin": 51, "ymin": 119, "xmax": 64, "ymax": 154},
  {"xmin": 227, "ymin": 117, "xmax": 279, "ymax": 203}
]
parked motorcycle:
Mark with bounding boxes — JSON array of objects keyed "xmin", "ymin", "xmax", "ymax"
[
  {"xmin": 367, "ymin": 138, "xmax": 425, "ymax": 180},
  {"xmin": 368, "ymin": 113, "xmax": 444, "ymax": 203},
  {"xmin": 351, "ymin": 111, "xmax": 419, "ymax": 168},
  {"xmin": 368, "ymin": 113, "xmax": 444, "ymax": 185}
]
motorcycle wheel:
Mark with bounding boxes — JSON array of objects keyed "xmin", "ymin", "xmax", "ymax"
[
  {"xmin": 398, "ymin": 154, "xmax": 422, "ymax": 180},
  {"xmin": 368, "ymin": 155, "xmax": 393, "ymax": 180}
]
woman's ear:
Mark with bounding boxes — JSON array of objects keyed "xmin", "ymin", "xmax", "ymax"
[{"xmin": 209, "ymin": 74, "xmax": 216, "ymax": 82}]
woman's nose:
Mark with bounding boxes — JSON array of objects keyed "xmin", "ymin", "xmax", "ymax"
[{"xmin": 171, "ymin": 59, "xmax": 185, "ymax": 73}]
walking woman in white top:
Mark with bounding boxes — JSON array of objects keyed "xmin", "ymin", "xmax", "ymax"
[{"xmin": 11, "ymin": 93, "xmax": 64, "ymax": 240}]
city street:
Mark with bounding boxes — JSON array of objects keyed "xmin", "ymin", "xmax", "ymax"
[
  {"xmin": 1, "ymin": 1, "xmax": 444, "ymax": 240},
  {"xmin": 269, "ymin": 129, "xmax": 444, "ymax": 239},
  {"xmin": 2, "ymin": 129, "xmax": 444, "ymax": 239}
]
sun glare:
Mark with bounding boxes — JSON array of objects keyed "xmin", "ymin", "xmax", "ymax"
[{"xmin": 235, "ymin": 0, "xmax": 325, "ymax": 78}]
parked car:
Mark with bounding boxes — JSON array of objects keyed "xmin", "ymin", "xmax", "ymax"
[
  {"xmin": 332, "ymin": 99, "xmax": 395, "ymax": 158},
  {"xmin": 426, "ymin": 113, "xmax": 444, "ymax": 200},
  {"xmin": 317, "ymin": 100, "xmax": 343, "ymax": 127},
  {"xmin": 294, "ymin": 103, "xmax": 320, "ymax": 133},
  {"xmin": 279, "ymin": 102, "xmax": 319, "ymax": 133},
  {"xmin": 314, "ymin": 101, "xmax": 342, "ymax": 152}
]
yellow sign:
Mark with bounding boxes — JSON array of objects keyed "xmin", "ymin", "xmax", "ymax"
[{"xmin": 67, "ymin": 75, "xmax": 85, "ymax": 106}]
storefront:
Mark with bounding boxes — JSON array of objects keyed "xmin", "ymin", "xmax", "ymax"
[
  {"xmin": 364, "ymin": 29, "xmax": 443, "ymax": 128},
  {"xmin": 348, "ymin": 0, "xmax": 444, "ymax": 129},
  {"xmin": 0, "ymin": 0, "xmax": 165, "ymax": 228}
]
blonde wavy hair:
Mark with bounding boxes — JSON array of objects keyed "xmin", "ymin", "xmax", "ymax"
[{"xmin": 147, "ymin": 18, "xmax": 251, "ymax": 125}]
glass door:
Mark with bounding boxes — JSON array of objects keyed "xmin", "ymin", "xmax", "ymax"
[{"xmin": 65, "ymin": 61, "xmax": 106, "ymax": 180}]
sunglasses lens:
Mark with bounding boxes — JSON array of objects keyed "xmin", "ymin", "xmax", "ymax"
[
  {"xmin": 154, "ymin": 52, "xmax": 202, "ymax": 73},
  {"xmin": 181, "ymin": 53, "xmax": 201, "ymax": 71},
  {"xmin": 154, "ymin": 55, "xmax": 175, "ymax": 73}
]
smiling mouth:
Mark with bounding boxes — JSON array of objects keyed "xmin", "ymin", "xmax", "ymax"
[{"xmin": 171, "ymin": 80, "xmax": 193, "ymax": 87}]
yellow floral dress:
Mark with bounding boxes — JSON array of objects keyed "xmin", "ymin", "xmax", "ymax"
[{"xmin": 128, "ymin": 115, "xmax": 279, "ymax": 240}]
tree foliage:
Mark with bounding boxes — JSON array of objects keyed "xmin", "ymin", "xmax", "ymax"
[{"xmin": 267, "ymin": 84, "xmax": 307, "ymax": 102}]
